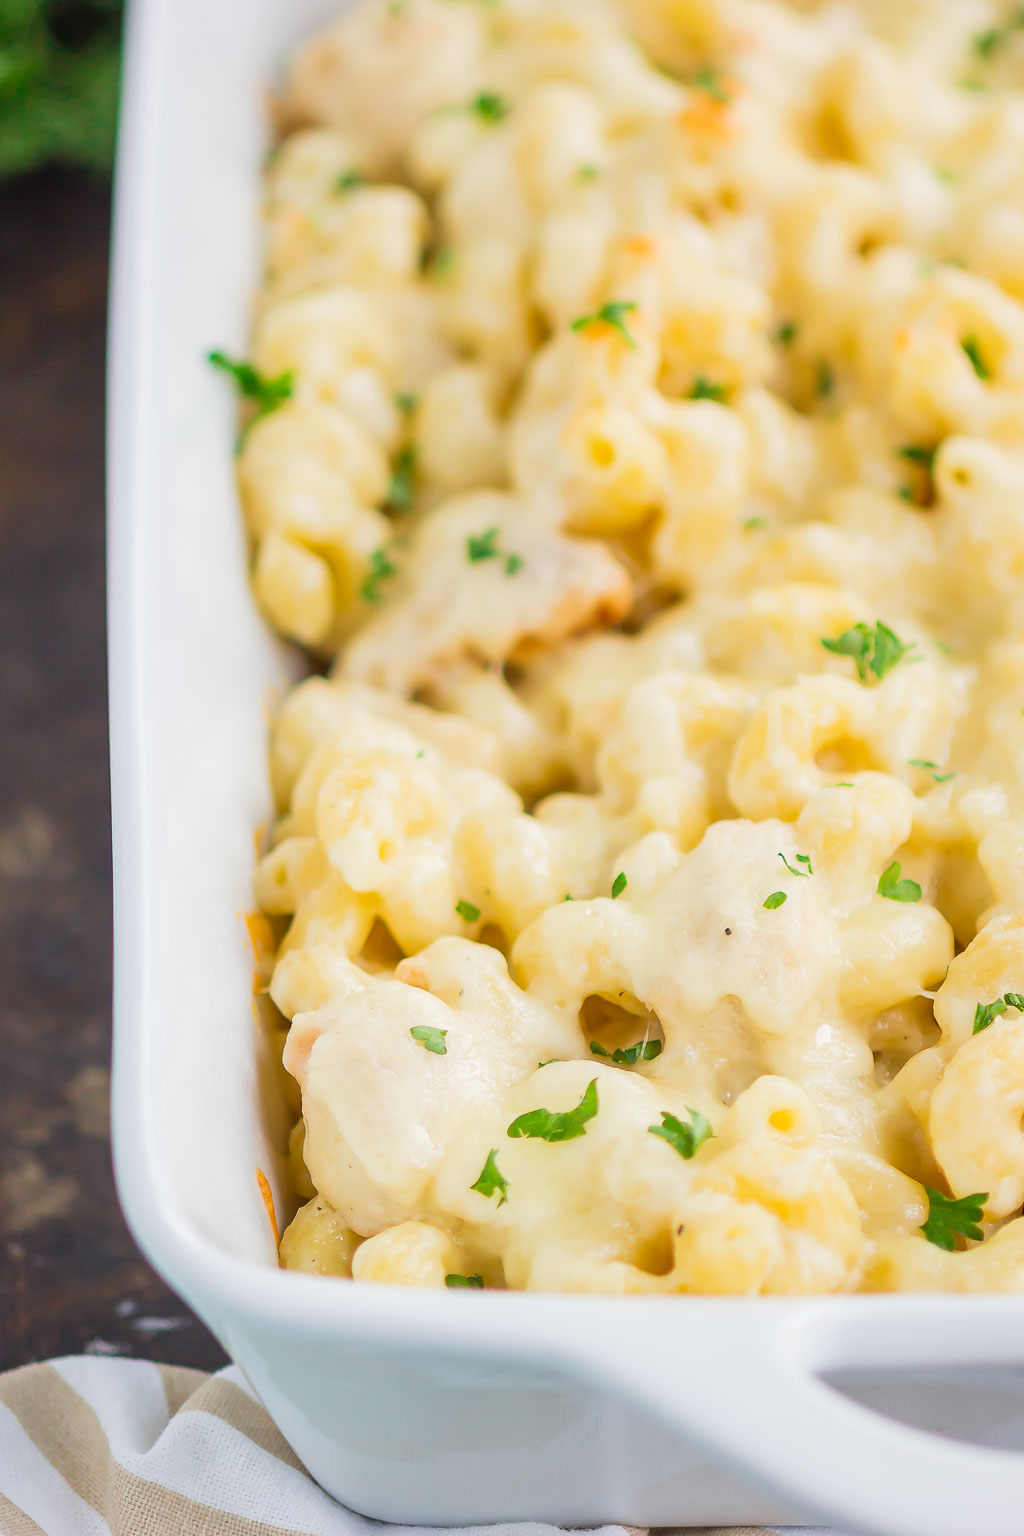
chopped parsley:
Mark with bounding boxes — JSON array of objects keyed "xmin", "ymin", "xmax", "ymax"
[
  {"xmin": 385, "ymin": 446, "xmax": 416, "ymax": 514},
  {"xmin": 972, "ymin": 992, "xmax": 1024, "ymax": 1034},
  {"xmin": 877, "ymin": 861, "xmax": 921, "ymax": 903},
  {"xmin": 578, "ymin": 162, "xmax": 600, "ymax": 181},
  {"xmin": 688, "ymin": 376, "xmax": 732, "ymax": 403},
  {"xmin": 648, "ymin": 1107, "xmax": 714, "ymax": 1160},
  {"xmin": 821, "ymin": 619, "xmax": 916, "ymax": 683},
  {"xmin": 908, "ymin": 758, "xmax": 956, "ymax": 783},
  {"xmin": 467, "ymin": 526, "xmax": 499, "ymax": 562},
  {"xmin": 335, "ymin": 169, "xmax": 368, "ymax": 192},
  {"xmin": 507, "ymin": 1078, "xmax": 599, "ymax": 1142},
  {"xmin": 900, "ymin": 442, "xmax": 938, "ymax": 470},
  {"xmin": 590, "ymin": 1038, "xmax": 663, "ymax": 1065},
  {"xmin": 961, "ymin": 333, "xmax": 991, "ymax": 380},
  {"xmin": 471, "ymin": 1149, "xmax": 509, "ymax": 1205},
  {"xmin": 742, "ymin": 516, "xmax": 766, "ymax": 532},
  {"xmin": 360, "ymin": 547, "xmax": 397, "ymax": 603},
  {"xmin": 921, "ymin": 1187, "xmax": 987, "ymax": 1250},
  {"xmin": 692, "ymin": 65, "xmax": 730, "ymax": 103},
  {"xmin": 207, "ymin": 351, "xmax": 294, "ymax": 423},
  {"xmin": 465, "ymin": 526, "xmax": 523, "ymax": 574},
  {"xmin": 897, "ymin": 442, "xmax": 939, "ymax": 507},
  {"xmin": 778, "ymin": 851, "xmax": 813, "ymax": 877},
  {"xmin": 815, "ymin": 358, "xmax": 835, "ymax": 398},
  {"xmin": 470, "ymin": 91, "xmax": 509, "ymax": 122},
  {"xmin": 763, "ymin": 890, "xmax": 787, "ymax": 909},
  {"xmin": 423, "ymin": 244, "xmax": 456, "ymax": 281},
  {"xmin": 445, "ymin": 1273, "xmax": 484, "ymax": 1288},
  {"xmin": 776, "ymin": 320, "xmax": 798, "ymax": 347},
  {"xmin": 571, "ymin": 300, "xmax": 638, "ymax": 348},
  {"xmin": 394, "ymin": 391, "xmax": 418, "ymax": 415},
  {"xmin": 971, "ymin": 13, "xmax": 1024, "ymax": 60},
  {"xmin": 611, "ymin": 871, "xmax": 628, "ymax": 898},
  {"xmin": 455, "ymin": 899, "xmax": 480, "ymax": 922},
  {"xmin": 973, "ymin": 26, "xmax": 1003, "ymax": 58},
  {"xmin": 410, "ymin": 1024, "xmax": 448, "ymax": 1055}
]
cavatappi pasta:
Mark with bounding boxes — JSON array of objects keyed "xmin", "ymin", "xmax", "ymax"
[{"xmin": 222, "ymin": 0, "xmax": 1024, "ymax": 1294}]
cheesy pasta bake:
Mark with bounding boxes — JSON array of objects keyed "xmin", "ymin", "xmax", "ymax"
[{"xmin": 215, "ymin": 0, "xmax": 1024, "ymax": 1295}]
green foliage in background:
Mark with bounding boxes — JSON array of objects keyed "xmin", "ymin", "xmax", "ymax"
[{"xmin": 0, "ymin": 0, "xmax": 122, "ymax": 179}]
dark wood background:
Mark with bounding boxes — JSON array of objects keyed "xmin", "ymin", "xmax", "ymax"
[{"xmin": 0, "ymin": 169, "xmax": 225, "ymax": 1373}]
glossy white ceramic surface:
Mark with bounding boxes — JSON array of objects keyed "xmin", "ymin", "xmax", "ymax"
[{"xmin": 108, "ymin": 2, "xmax": 1024, "ymax": 1530}]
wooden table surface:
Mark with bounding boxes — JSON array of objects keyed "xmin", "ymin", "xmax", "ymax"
[{"xmin": 0, "ymin": 168, "xmax": 226, "ymax": 1373}]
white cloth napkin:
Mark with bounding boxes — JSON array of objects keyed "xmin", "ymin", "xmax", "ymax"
[{"xmin": 0, "ymin": 1357, "xmax": 843, "ymax": 1536}]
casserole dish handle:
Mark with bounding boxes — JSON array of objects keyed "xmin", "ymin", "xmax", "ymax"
[{"xmin": 580, "ymin": 1305, "xmax": 1024, "ymax": 1536}]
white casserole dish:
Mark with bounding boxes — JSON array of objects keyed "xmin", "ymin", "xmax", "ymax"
[{"xmin": 107, "ymin": 2, "xmax": 1024, "ymax": 1531}]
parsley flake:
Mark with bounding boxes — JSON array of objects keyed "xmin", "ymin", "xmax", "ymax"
[
  {"xmin": 455, "ymin": 899, "xmax": 480, "ymax": 922},
  {"xmin": 611, "ymin": 871, "xmax": 627, "ymax": 898},
  {"xmin": 590, "ymin": 1038, "xmax": 663, "ymax": 1065},
  {"xmin": 464, "ymin": 529, "xmax": 524, "ymax": 575},
  {"xmin": 361, "ymin": 547, "xmax": 397, "ymax": 603},
  {"xmin": 778, "ymin": 851, "xmax": 813, "ymax": 877},
  {"xmin": 395, "ymin": 391, "xmax": 418, "ymax": 415},
  {"xmin": 821, "ymin": 619, "xmax": 916, "ymax": 683},
  {"xmin": 908, "ymin": 758, "xmax": 956, "ymax": 783},
  {"xmin": 742, "ymin": 516, "xmax": 766, "ymax": 532},
  {"xmin": 973, "ymin": 992, "xmax": 1024, "ymax": 1034},
  {"xmin": 688, "ymin": 376, "xmax": 732, "ymax": 403},
  {"xmin": 426, "ymin": 245, "xmax": 456, "ymax": 281},
  {"xmin": 648, "ymin": 1107, "xmax": 714, "ymax": 1160},
  {"xmin": 385, "ymin": 446, "xmax": 416, "ymax": 514},
  {"xmin": 445, "ymin": 1273, "xmax": 484, "ymax": 1288},
  {"xmin": 877, "ymin": 861, "xmax": 921, "ymax": 903},
  {"xmin": 467, "ymin": 526, "xmax": 499, "ymax": 562},
  {"xmin": 571, "ymin": 300, "xmax": 638, "ymax": 348},
  {"xmin": 578, "ymin": 163, "xmax": 599, "ymax": 181},
  {"xmin": 208, "ymin": 351, "xmax": 294, "ymax": 423},
  {"xmin": 961, "ymin": 333, "xmax": 991, "ymax": 380},
  {"xmin": 815, "ymin": 358, "xmax": 835, "ymax": 399},
  {"xmin": 692, "ymin": 65, "xmax": 730, "ymax": 102},
  {"xmin": 896, "ymin": 442, "xmax": 939, "ymax": 507},
  {"xmin": 776, "ymin": 320, "xmax": 798, "ymax": 347},
  {"xmin": 507, "ymin": 1078, "xmax": 599, "ymax": 1142},
  {"xmin": 970, "ymin": 8, "xmax": 1024, "ymax": 64},
  {"xmin": 410, "ymin": 1024, "xmax": 448, "ymax": 1055},
  {"xmin": 763, "ymin": 890, "xmax": 787, "ymax": 909},
  {"xmin": 899, "ymin": 443, "xmax": 938, "ymax": 470},
  {"xmin": 974, "ymin": 26, "xmax": 1003, "ymax": 58},
  {"xmin": 921, "ymin": 1187, "xmax": 987, "ymax": 1250},
  {"xmin": 470, "ymin": 91, "xmax": 509, "ymax": 122},
  {"xmin": 471, "ymin": 1149, "xmax": 509, "ymax": 1205},
  {"xmin": 335, "ymin": 169, "xmax": 368, "ymax": 192}
]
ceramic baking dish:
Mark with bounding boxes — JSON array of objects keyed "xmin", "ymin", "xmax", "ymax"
[{"xmin": 108, "ymin": 1, "xmax": 1024, "ymax": 1530}]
